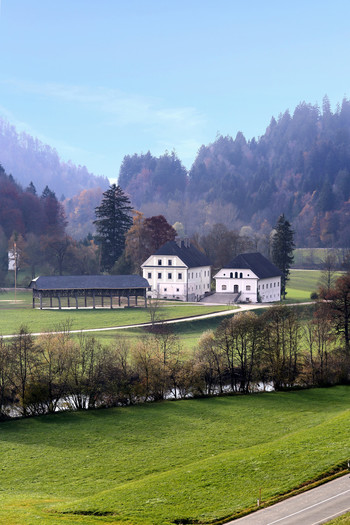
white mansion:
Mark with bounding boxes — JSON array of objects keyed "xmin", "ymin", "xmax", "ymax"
[
  {"xmin": 141, "ymin": 239, "xmax": 212, "ymax": 301},
  {"xmin": 214, "ymin": 252, "xmax": 282, "ymax": 303}
]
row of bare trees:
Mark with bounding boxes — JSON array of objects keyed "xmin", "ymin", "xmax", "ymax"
[{"xmin": 1, "ymin": 284, "xmax": 349, "ymax": 419}]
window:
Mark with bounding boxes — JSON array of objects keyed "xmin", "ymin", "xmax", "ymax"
[
  {"xmin": 222, "ymin": 285, "xmax": 227, "ymax": 290},
  {"xmin": 168, "ymin": 260, "xmax": 172, "ymax": 266},
  {"xmin": 176, "ymin": 288, "xmax": 179, "ymax": 292},
  {"xmin": 158, "ymin": 273, "xmax": 162, "ymax": 279},
  {"xmin": 164, "ymin": 288, "xmax": 167, "ymax": 291},
  {"xmin": 230, "ymin": 272, "xmax": 233, "ymax": 278},
  {"xmin": 240, "ymin": 272, "xmax": 243, "ymax": 278},
  {"xmin": 270, "ymin": 283, "xmax": 272, "ymax": 288},
  {"xmin": 278, "ymin": 282, "xmax": 280, "ymax": 287},
  {"xmin": 274, "ymin": 282, "xmax": 276, "ymax": 287},
  {"xmin": 235, "ymin": 272, "xmax": 238, "ymax": 278},
  {"xmin": 178, "ymin": 272, "xmax": 182, "ymax": 279},
  {"xmin": 246, "ymin": 285, "xmax": 251, "ymax": 291},
  {"xmin": 158, "ymin": 259, "xmax": 162, "ymax": 265},
  {"xmin": 262, "ymin": 284, "xmax": 264, "ymax": 289},
  {"xmin": 168, "ymin": 273, "xmax": 172, "ymax": 279},
  {"xmin": 147, "ymin": 272, "xmax": 152, "ymax": 279}
]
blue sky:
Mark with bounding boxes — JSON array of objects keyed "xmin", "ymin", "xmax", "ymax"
[{"xmin": 0, "ymin": 0, "xmax": 350, "ymax": 182}]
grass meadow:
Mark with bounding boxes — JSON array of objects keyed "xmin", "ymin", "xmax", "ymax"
[
  {"xmin": 0, "ymin": 269, "xmax": 324, "ymax": 347},
  {"xmin": 0, "ymin": 386, "xmax": 349, "ymax": 524}
]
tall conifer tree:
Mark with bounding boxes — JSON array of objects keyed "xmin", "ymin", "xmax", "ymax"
[
  {"xmin": 94, "ymin": 184, "xmax": 133, "ymax": 271},
  {"xmin": 271, "ymin": 214, "xmax": 295, "ymax": 299}
]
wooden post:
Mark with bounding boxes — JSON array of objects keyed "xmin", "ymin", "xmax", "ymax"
[
  {"xmin": 40, "ymin": 293, "xmax": 42, "ymax": 310},
  {"xmin": 50, "ymin": 296, "xmax": 52, "ymax": 308},
  {"xmin": 67, "ymin": 295, "xmax": 70, "ymax": 308},
  {"xmin": 58, "ymin": 293, "xmax": 61, "ymax": 310},
  {"xmin": 110, "ymin": 292, "xmax": 113, "ymax": 309},
  {"xmin": 127, "ymin": 292, "xmax": 130, "ymax": 307},
  {"xmin": 118, "ymin": 294, "xmax": 121, "ymax": 307},
  {"xmin": 135, "ymin": 295, "xmax": 138, "ymax": 306},
  {"xmin": 93, "ymin": 291, "xmax": 95, "ymax": 309},
  {"xmin": 84, "ymin": 291, "xmax": 87, "ymax": 307},
  {"xmin": 75, "ymin": 294, "xmax": 78, "ymax": 309},
  {"xmin": 144, "ymin": 290, "xmax": 147, "ymax": 308},
  {"xmin": 101, "ymin": 295, "xmax": 104, "ymax": 307}
]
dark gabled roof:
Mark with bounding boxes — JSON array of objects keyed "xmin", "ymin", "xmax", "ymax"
[
  {"xmin": 30, "ymin": 275, "xmax": 150, "ymax": 291},
  {"xmin": 226, "ymin": 252, "xmax": 283, "ymax": 279},
  {"xmin": 153, "ymin": 240, "xmax": 211, "ymax": 268}
]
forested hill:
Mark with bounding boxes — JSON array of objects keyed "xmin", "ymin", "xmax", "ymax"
[
  {"xmin": 119, "ymin": 97, "xmax": 350, "ymax": 247},
  {"xmin": 0, "ymin": 117, "xmax": 108, "ymax": 199}
]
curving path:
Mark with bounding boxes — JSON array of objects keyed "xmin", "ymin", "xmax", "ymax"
[{"xmin": 1, "ymin": 302, "xmax": 312, "ymax": 339}]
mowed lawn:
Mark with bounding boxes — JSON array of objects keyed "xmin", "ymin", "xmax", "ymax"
[
  {"xmin": 285, "ymin": 269, "xmax": 323, "ymax": 301},
  {"xmin": 0, "ymin": 269, "xmax": 337, "ymax": 345},
  {"xmin": 0, "ymin": 387, "xmax": 349, "ymax": 524},
  {"xmin": 0, "ymin": 290, "xmax": 233, "ymax": 337}
]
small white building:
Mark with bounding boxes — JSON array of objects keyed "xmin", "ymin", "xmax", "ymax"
[
  {"xmin": 214, "ymin": 252, "xmax": 282, "ymax": 303},
  {"xmin": 141, "ymin": 239, "xmax": 212, "ymax": 301}
]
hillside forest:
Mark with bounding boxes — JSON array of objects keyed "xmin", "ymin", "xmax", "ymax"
[{"xmin": 119, "ymin": 96, "xmax": 350, "ymax": 247}]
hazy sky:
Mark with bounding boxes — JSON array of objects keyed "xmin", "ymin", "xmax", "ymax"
[{"xmin": 0, "ymin": 0, "xmax": 349, "ymax": 182}]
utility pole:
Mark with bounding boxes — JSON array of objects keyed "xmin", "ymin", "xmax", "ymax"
[{"xmin": 14, "ymin": 241, "xmax": 17, "ymax": 303}]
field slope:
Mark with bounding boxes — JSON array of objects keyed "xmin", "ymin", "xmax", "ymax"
[{"xmin": 0, "ymin": 387, "xmax": 349, "ymax": 524}]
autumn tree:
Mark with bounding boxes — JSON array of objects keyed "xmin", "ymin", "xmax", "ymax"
[
  {"xmin": 7, "ymin": 326, "xmax": 39, "ymax": 416},
  {"xmin": 303, "ymin": 303, "xmax": 335, "ymax": 386},
  {"xmin": 321, "ymin": 272, "xmax": 350, "ymax": 354},
  {"xmin": 271, "ymin": 214, "xmax": 295, "ymax": 299},
  {"xmin": 94, "ymin": 184, "xmax": 133, "ymax": 271},
  {"xmin": 318, "ymin": 250, "xmax": 337, "ymax": 294},
  {"xmin": 261, "ymin": 306, "xmax": 301, "ymax": 389},
  {"xmin": 201, "ymin": 223, "xmax": 240, "ymax": 268},
  {"xmin": 125, "ymin": 213, "xmax": 176, "ymax": 273},
  {"xmin": 144, "ymin": 215, "xmax": 177, "ymax": 250},
  {"xmin": 215, "ymin": 312, "xmax": 261, "ymax": 393}
]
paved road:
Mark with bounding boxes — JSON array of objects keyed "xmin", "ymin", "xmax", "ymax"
[{"xmin": 227, "ymin": 474, "xmax": 350, "ymax": 525}]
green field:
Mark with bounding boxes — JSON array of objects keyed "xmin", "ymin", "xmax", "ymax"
[
  {"xmin": 284, "ymin": 269, "xmax": 322, "ymax": 302},
  {"xmin": 0, "ymin": 290, "xmax": 233, "ymax": 337},
  {"xmin": 0, "ymin": 386, "xmax": 349, "ymax": 524},
  {"xmin": 0, "ymin": 270, "xmax": 326, "ymax": 345}
]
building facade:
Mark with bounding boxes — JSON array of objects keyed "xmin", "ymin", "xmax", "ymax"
[
  {"xmin": 142, "ymin": 239, "xmax": 212, "ymax": 301},
  {"xmin": 214, "ymin": 252, "xmax": 282, "ymax": 303}
]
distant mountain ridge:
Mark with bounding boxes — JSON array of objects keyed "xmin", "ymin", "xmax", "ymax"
[
  {"xmin": 0, "ymin": 116, "xmax": 109, "ymax": 199},
  {"xmin": 118, "ymin": 97, "xmax": 350, "ymax": 247}
]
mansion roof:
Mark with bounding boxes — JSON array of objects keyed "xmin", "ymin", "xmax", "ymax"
[
  {"xmin": 226, "ymin": 252, "xmax": 283, "ymax": 279},
  {"xmin": 152, "ymin": 240, "xmax": 212, "ymax": 268}
]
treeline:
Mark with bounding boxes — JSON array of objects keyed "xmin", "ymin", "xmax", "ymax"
[
  {"xmin": 118, "ymin": 97, "xmax": 350, "ymax": 247},
  {"xmin": 1, "ymin": 274, "xmax": 349, "ymax": 419},
  {"xmin": 0, "ymin": 165, "xmax": 101, "ymax": 284}
]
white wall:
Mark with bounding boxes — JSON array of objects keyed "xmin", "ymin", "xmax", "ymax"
[
  {"xmin": 258, "ymin": 277, "xmax": 281, "ymax": 302},
  {"xmin": 142, "ymin": 255, "xmax": 211, "ymax": 301},
  {"xmin": 214, "ymin": 268, "xmax": 281, "ymax": 303}
]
